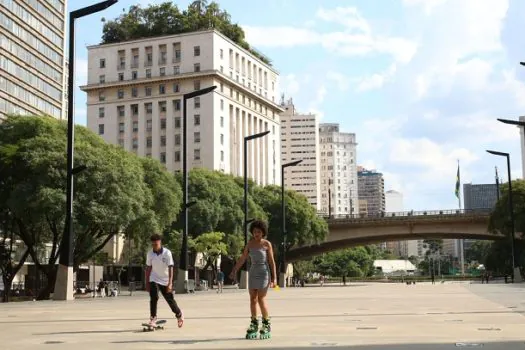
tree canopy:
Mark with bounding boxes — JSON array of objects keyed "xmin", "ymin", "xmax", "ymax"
[
  {"xmin": 313, "ymin": 247, "xmax": 375, "ymax": 278},
  {"xmin": 101, "ymin": 1, "xmax": 272, "ymax": 65},
  {"xmin": 0, "ymin": 115, "xmax": 182, "ymax": 299}
]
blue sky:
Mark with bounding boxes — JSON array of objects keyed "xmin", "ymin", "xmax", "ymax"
[{"xmin": 71, "ymin": 0, "xmax": 525, "ymax": 211}]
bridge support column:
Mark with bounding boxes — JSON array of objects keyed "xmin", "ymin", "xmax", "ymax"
[{"xmin": 513, "ymin": 267, "xmax": 522, "ymax": 283}]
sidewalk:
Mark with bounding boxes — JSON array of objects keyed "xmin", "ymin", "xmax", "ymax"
[{"xmin": 1, "ymin": 283, "xmax": 525, "ymax": 349}]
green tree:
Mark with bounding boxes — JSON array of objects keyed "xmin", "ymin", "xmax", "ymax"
[
  {"xmin": 0, "ymin": 116, "xmax": 156, "ymax": 299},
  {"xmin": 465, "ymin": 241, "xmax": 492, "ymax": 264},
  {"xmin": 101, "ymin": 2, "xmax": 272, "ymax": 65},
  {"xmin": 489, "ymin": 179, "xmax": 525, "ymax": 273},
  {"xmin": 292, "ymin": 259, "xmax": 314, "ymax": 280},
  {"xmin": 173, "ymin": 169, "xmax": 265, "ymax": 239},
  {"xmin": 252, "ymin": 185, "xmax": 328, "ymax": 254},
  {"xmin": 313, "ymin": 247, "xmax": 375, "ymax": 281}
]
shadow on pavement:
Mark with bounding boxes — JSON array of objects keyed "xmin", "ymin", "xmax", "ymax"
[
  {"xmin": 8, "ymin": 308, "xmax": 525, "ymax": 326},
  {"xmin": 112, "ymin": 337, "xmax": 241, "ymax": 345},
  {"xmin": 34, "ymin": 329, "xmax": 138, "ymax": 335},
  {"xmin": 178, "ymin": 341, "xmax": 525, "ymax": 350}
]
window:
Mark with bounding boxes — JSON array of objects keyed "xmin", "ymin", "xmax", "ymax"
[
  {"xmin": 145, "ymin": 103, "xmax": 152, "ymax": 114},
  {"xmin": 117, "ymin": 105, "xmax": 125, "ymax": 117},
  {"xmin": 220, "ymin": 150, "xmax": 224, "ymax": 162},
  {"xmin": 173, "ymin": 66, "xmax": 180, "ymax": 75},
  {"xmin": 99, "ymin": 91, "xmax": 105, "ymax": 101},
  {"xmin": 220, "ymin": 134, "xmax": 224, "ymax": 145},
  {"xmin": 131, "ymin": 104, "xmax": 138, "ymax": 115},
  {"xmin": 220, "ymin": 83, "xmax": 224, "ymax": 92},
  {"xmin": 194, "ymin": 132, "xmax": 200, "ymax": 143},
  {"xmin": 220, "ymin": 49, "xmax": 223, "ymax": 59},
  {"xmin": 99, "ymin": 58, "xmax": 105, "ymax": 68},
  {"xmin": 146, "ymin": 69, "xmax": 151, "ymax": 78},
  {"xmin": 98, "ymin": 124, "xmax": 104, "ymax": 135},
  {"xmin": 174, "ymin": 99, "xmax": 181, "ymax": 111},
  {"xmin": 160, "ymin": 152, "xmax": 166, "ymax": 163},
  {"xmin": 159, "ymin": 101, "xmax": 167, "ymax": 113},
  {"xmin": 146, "ymin": 137, "xmax": 152, "ymax": 148},
  {"xmin": 118, "ymin": 139, "xmax": 124, "ymax": 147},
  {"xmin": 132, "ymin": 138, "xmax": 138, "ymax": 149},
  {"xmin": 145, "ymin": 87, "xmax": 152, "ymax": 96},
  {"xmin": 132, "ymin": 71, "xmax": 138, "ymax": 80},
  {"xmin": 159, "ymin": 84, "xmax": 165, "ymax": 95},
  {"xmin": 194, "ymin": 46, "xmax": 200, "ymax": 56},
  {"xmin": 160, "ymin": 67, "xmax": 166, "ymax": 76},
  {"xmin": 160, "ymin": 118, "xmax": 166, "ymax": 129},
  {"xmin": 99, "ymin": 75, "xmax": 105, "ymax": 83},
  {"xmin": 175, "ymin": 134, "xmax": 181, "ymax": 145},
  {"xmin": 194, "ymin": 115, "xmax": 200, "ymax": 125},
  {"xmin": 194, "ymin": 80, "xmax": 200, "ymax": 90},
  {"xmin": 173, "ymin": 83, "xmax": 180, "ymax": 93},
  {"xmin": 133, "ymin": 121, "xmax": 138, "ymax": 132},
  {"xmin": 132, "ymin": 87, "xmax": 138, "ymax": 97},
  {"xmin": 194, "ymin": 149, "xmax": 200, "ymax": 160},
  {"xmin": 98, "ymin": 107, "xmax": 104, "ymax": 118},
  {"xmin": 220, "ymin": 99, "xmax": 224, "ymax": 110},
  {"xmin": 146, "ymin": 119, "xmax": 152, "ymax": 131},
  {"xmin": 118, "ymin": 73, "xmax": 124, "ymax": 81},
  {"xmin": 119, "ymin": 122, "xmax": 125, "ymax": 133},
  {"xmin": 118, "ymin": 89, "xmax": 124, "ymax": 99},
  {"xmin": 194, "ymin": 97, "xmax": 200, "ymax": 108},
  {"xmin": 174, "ymin": 117, "xmax": 181, "ymax": 128},
  {"xmin": 220, "ymin": 116, "xmax": 224, "ymax": 127},
  {"xmin": 160, "ymin": 51, "xmax": 167, "ymax": 65},
  {"xmin": 220, "ymin": 65, "xmax": 224, "ymax": 73},
  {"xmin": 146, "ymin": 52, "xmax": 153, "ymax": 66},
  {"xmin": 194, "ymin": 63, "xmax": 200, "ymax": 72},
  {"xmin": 174, "ymin": 151, "xmax": 181, "ymax": 162},
  {"xmin": 161, "ymin": 136, "xmax": 166, "ymax": 147}
]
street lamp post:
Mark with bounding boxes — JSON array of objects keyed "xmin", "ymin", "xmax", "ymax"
[
  {"xmin": 240, "ymin": 130, "xmax": 270, "ymax": 290},
  {"xmin": 486, "ymin": 150, "xmax": 521, "ymax": 282},
  {"xmin": 279, "ymin": 159, "xmax": 302, "ymax": 288},
  {"xmin": 54, "ymin": 0, "xmax": 118, "ymax": 301},
  {"xmin": 175, "ymin": 86, "xmax": 217, "ymax": 294}
]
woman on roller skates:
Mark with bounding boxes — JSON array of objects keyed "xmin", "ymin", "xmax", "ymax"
[{"xmin": 230, "ymin": 219, "xmax": 277, "ymax": 340}]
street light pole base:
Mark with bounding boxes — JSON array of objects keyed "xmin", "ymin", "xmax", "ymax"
[
  {"xmin": 239, "ymin": 270, "xmax": 248, "ymax": 289},
  {"xmin": 53, "ymin": 264, "xmax": 75, "ymax": 301},
  {"xmin": 175, "ymin": 269, "xmax": 188, "ymax": 294},
  {"xmin": 513, "ymin": 267, "xmax": 522, "ymax": 283},
  {"xmin": 279, "ymin": 272, "xmax": 286, "ymax": 288}
]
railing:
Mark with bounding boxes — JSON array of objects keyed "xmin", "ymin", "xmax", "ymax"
[{"xmin": 318, "ymin": 208, "xmax": 493, "ymax": 220}]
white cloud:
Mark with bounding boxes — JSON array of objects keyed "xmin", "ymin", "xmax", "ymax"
[
  {"xmin": 356, "ymin": 64, "xmax": 397, "ymax": 92},
  {"xmin": 326, "ymin": 71, "xmax": 350, "ymax": 91},
  {"xmin": 243, "ymin": 7, "xmax": 418, "ymax": 64}
]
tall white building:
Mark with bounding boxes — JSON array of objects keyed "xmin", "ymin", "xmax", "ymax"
[
  {"xmin": 385, "ymin": 190, "xmax": 419, "ymax": 257},
  {"xmin": 319, "ymin": 123, "xmax": 358, "ymax": 216},
  {"xmin": 81, "ymin": 30, "xmax": 283, "ymax": 185},
  {"xmin": 280, "ymin": 96, "xmax": 320, "ymax": 210},
  {"xmin": 0, "ymin": 0, "xmax": 67, "ymax": 120}
]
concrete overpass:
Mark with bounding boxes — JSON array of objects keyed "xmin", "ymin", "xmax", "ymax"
[{"xmin": 288, "ymin": 209, "xmax": 502, "ymax": 261}]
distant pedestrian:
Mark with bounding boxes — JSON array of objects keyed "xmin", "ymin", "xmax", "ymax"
[
  {"xmin": 216, "ymin": 268, "xmax": 224, "ymax": 293},
  {"xmin": 431, "ymin": 272, "xmax": 435, "ymax": 285}
]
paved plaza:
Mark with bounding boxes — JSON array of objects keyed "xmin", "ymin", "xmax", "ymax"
[{"xmin": 1, "ymin": 282, "xmax": 525, "ymax": 350}]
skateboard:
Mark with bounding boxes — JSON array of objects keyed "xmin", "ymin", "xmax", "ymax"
[{"xmin": 142, "ymin": 319, "xmax": 167, "ymax": 332}]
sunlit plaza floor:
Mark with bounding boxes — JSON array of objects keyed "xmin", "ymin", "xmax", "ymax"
[{"xmin": 1, "ymin": 282, "xmax": 525, "ymax": 349}]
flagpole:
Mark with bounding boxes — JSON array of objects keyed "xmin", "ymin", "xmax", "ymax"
[{"xmin": 457, "ymin": 160, "xmax": 465, "ymax": 276}]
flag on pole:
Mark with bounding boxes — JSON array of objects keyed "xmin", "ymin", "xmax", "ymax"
[{"xmin": 455, "ymin": 162, "xmax": 460, "ymax": 199}]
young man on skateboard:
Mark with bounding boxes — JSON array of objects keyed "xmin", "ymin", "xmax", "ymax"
[{"xmin": 146, "ymin": 234, "xmax": 184, "ymax": 328}]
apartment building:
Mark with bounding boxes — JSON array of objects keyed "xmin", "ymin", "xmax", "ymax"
[
  {"xmin": 0, "ymin": 0, "xmax": 67, "ymax": 120},
  {"xmin": 358, "ymin": 167, "xmax": 385, "ymax": 216},
  {"xmin": 280, "ymin": 96, "xmax": 320, "ymax": 210},
  {"xmin": 319, "ymin": 123, "xmax": 358, "ymax": 216},
  {"xmin": 81, "ymin": 30, "xmax": 283, "ymax": 185}
]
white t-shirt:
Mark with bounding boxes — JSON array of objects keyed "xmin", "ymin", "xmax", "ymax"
[{"xmin": 146, "ymin": 247, "xmax": 174, "ymax": 286}]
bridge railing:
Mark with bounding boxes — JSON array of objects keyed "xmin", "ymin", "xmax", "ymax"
[{"xmin": 317, "ymin": 208, "xmax": 493, "ymax": 220}]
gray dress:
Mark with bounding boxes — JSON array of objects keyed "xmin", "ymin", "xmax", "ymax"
[{"xmin": 248, "ymin": 247, "xmax": 270, "ymax": 290}]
